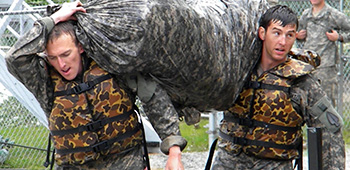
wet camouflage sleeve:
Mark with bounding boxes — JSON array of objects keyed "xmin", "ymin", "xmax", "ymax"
[
  {"xmin": 5, "ymin": 17, "xmax": 55, "ymax": 117},
  {"xmin": 142, "ymin": 83, "xmax": 187, "ymax": 154},
  {"xmin": 312, "ymin": 67, "xmax": 339, "ymax": 109},
  {"xmin": 294, "ymin": 74, "xmax": 345, "ymax": 170}
]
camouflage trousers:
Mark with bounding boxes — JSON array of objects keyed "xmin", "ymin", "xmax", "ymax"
[
  {"xmin": 55, "ymin": 145, "xmax": 145, "ymax": 170},
  {"xmin": 313, "ymin": 67, "xmax": 339, "ymax": 113},
  {"xmin": 211, "ymin": 147, "xmax": 293, "ymax": 170},
  {"xmin": 320, "ymin": 127, "xmax": 345, "ymax": 170}
]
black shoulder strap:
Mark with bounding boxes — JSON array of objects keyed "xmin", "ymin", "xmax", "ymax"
[
  {"xmin": 246, "ymin": 81, "xmax": 291, "ymax": 93},
  {"xmin": 54, "ymin": 74, "xmax": 112, "ymax": 97}
]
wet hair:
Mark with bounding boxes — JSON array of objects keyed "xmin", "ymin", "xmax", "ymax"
[
  {"xmin": 47, "ymin": 21, "xmax": 79, "ymax": 46},
  {"xmin": 259, "ymin": 5, "xmax": 298, "ymax": 30}
]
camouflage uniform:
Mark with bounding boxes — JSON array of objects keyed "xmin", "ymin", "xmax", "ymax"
[
  {"xmin": 212, "ymin": 57, "xmax": 345, "ymax": 170},
  {"xmin": 298, "ymin": 3, "xmax": 350, "ymax": 109}
]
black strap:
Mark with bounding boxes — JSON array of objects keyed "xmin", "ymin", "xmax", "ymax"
[
  {"xmin": 50, "ymin": 148, "xmax": 55, "ymax": 170},
  {"xmin": 43, "ymin": 134, "xmax": 55, "ymax": 170},
  {"xmin": 54, "ymin": 74, "xmax": 113, "ymax": 97},
  {"xmin": 219, "ymin": 131, "xmax": 300, "ymax": 150},
  {"xmin": 224, "ymin": 115, "xmax": 301, "ymax": 132},
  {"xmin": 139, "ymin": 115, "xmax": 151, "ymax": 170},
  {"xmin": 50, "ymin": 109, "xmax": 134, "ymax": 136},
  {"xmin": 56, "ymin": 123, "xmax": 141, "ymax": 154},
  {"xmin": 246, "ymin": 81, "xmax": 291, "ymax": 93},
  {"xmin": 43, "ymin": 134, "xmax": 51, "ymax": 168},
  {"xmin": 294, "ymin": 136, "xmax": 303, "ymax": 170},
  {"xmin": 205, "ymin": 138, "xmax": 218, "ymax": 170}
]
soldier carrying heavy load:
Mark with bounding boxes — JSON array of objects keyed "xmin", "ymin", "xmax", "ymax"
[{"xmin": 5, "ymin": 0, "xmax": 345, "ymax": 170}]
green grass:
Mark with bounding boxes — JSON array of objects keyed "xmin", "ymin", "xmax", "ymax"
[
  {"xmin": 180, "ymin": 119, "xmax": 209, "ymax": 152},
  {"xmin": 0, "ymin": 126, "xmax": 49, "ymax": 169}
]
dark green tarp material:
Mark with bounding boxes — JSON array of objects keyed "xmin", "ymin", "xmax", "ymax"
[{"xmin": 68, "ymin": 0, "xmax": 268, "ymax": 111}]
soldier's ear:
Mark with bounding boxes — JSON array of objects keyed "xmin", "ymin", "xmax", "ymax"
[
  {"xmin": 78, "ymin": 43, "xmax": 84, "ymax": 54},
  {"xmin": 258, "ymin": 27, "xmax": 266, "ymax": 40}
]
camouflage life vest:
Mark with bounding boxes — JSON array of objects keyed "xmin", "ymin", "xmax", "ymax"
[
  {"xmin": 49, "ymin": 60, "xmax": 142, "ymax": 165},
  {"xmin": 221, "ymin": 58, "xmax": 314, "ymax": 160}
]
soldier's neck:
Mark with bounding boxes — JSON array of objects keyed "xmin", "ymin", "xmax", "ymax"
[{"xmin": 312, "ymin": 3, "xmax": 325, "ymax": 16}]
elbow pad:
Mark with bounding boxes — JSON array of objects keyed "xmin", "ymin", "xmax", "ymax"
[{"xmin": 310, "ymin": 96, "xmax": 343, "ymax": 133}]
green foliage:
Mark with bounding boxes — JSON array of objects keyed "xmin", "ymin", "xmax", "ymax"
[{"xmin": 179, "ymin": 119, "xmax": 209, "ymax": 152}]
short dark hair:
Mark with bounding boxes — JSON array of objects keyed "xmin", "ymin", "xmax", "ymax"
[
  {"xmin": 259, "ymin": 5, "xmax": 298, "ymax": 30},
  {"xmin": 47, "ymin": 21, "xmax": 79, "ymax": 46}
]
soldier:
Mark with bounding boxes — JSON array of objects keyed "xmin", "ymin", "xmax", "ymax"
[
  {"xmin": 297, "ymin": 0, "xmax": 350, "ymax": 111},
  {"xmin": 211, "ymin": 5, "xmax": 345, "ymax": 170},
  {"xmin": 6, "ymin": 0, "xmax": 275, "ymax": 169},
  {"xmin": 5, "ymin": 1, "xmax": 187, "ymax": 170}
]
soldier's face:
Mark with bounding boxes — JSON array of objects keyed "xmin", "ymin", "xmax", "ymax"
[
  {"xmin": 46, "ymin": 34, "xmax": 84, "ymax": 81},
  {"xmin": 259, "ymin": 20, "xmax": 297, "ymax": 67}
]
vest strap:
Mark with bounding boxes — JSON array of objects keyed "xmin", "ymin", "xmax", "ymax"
[
  {"xmin": 246, "ymin": 81, "xmax": 291, "ymax": 93},
  {"xmin": 219, "ymin": 131, "xmax": 300, "ymax": 150},
  {"xmin": 56, "ymin": 123, "xmax": 141, "ymax": 154},
  {"xmin": 54, "ymin": 74, "xmax": 113, "ymax": 97},
  {"xmin": 224, "ymin": 115, "xmax": 301, "ymax": 132},
  {"xmin": 50, "ymin": 109, "xmax": 135, "ymax": 136}
]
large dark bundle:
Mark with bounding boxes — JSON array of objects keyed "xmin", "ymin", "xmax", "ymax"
[{"xmin": 73, "ymin": 0, "xmax": 268, "ymax": 111}]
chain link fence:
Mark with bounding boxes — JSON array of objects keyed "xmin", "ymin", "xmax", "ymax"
[
  {"xmin": 0, "ymin": 0, "xmax": 349, "ymax": 169},
  {"xmin": 0, "ymin": 91, "xmax": 48, "ymax": 169}
]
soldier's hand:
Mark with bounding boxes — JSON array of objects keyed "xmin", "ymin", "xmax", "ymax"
[
  {"xmin": 166, "ymin": 146, "xmax": 184, "ymax": 170},
  {"xmin": 326, "ymin": 29, "xmax": 339, "ymax": 42},
  {"xmin": 51, "ymin": 0, "xmax": 86, "ymax": 24},
  {"xmin": 296, "ymin": 29, "xmax": 307, "ymax": 40}
]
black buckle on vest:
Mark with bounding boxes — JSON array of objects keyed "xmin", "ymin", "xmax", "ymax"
[
  {"xmin": 233, "ymin": 137, "xmax": 247, "ymax": 145},
  {"xmin": 249, "ymin": 81, "xmax": 260, "ymax": 89},
  {"xmin": 72, "ymin": 82, "xmax": 93, "ymax": 94},
  {"xmin": 239, "ymin": 118, "xmax": 254, "ymax": 127},
  {"xmin": 86, "ymin": 120, "xmax": 103, "ymax": 132},
  {"xmin": 92, "ymin": 140, "xmax": 109, "ymax": 152}
]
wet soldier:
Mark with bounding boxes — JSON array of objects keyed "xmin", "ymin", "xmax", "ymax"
[{"xmin": 211, "ymin": 5, "xmax": 345, "ymax": 170}]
